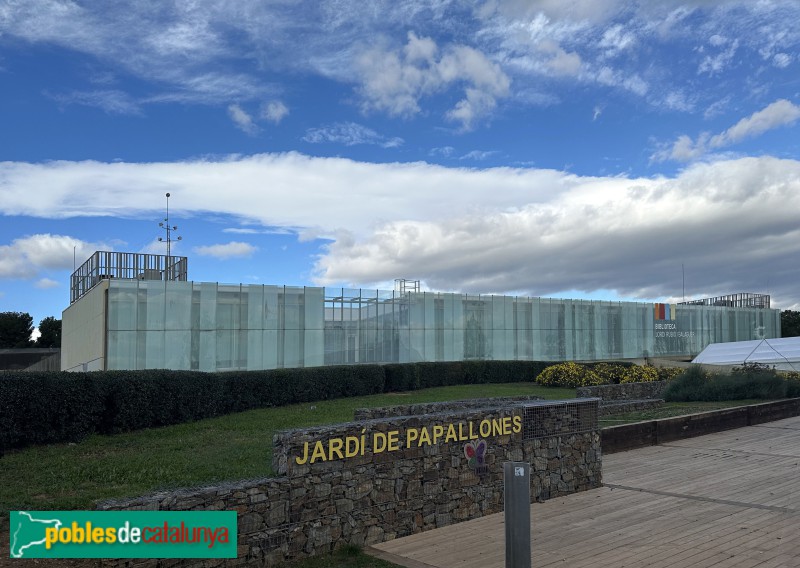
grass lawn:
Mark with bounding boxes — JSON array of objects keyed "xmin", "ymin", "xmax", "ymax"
[{"xmin": 0, "ymin": 382, "xmax": 572, "ymax": 513}]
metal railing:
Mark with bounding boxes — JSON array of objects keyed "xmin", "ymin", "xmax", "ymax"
[
  {"xmin": 70, "ymin": 251, "xmax": 188, "ymax": 304},
  {"xmin": 679, "ymin": 292, "xmax": 770, "ymax": 309}
]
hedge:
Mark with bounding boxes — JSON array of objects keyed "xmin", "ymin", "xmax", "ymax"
[
  {"xmin": 664, "ymin": 365, "xmax": 796, "ymax": 402},
  {"xmin": 0, "ymin": 360, "xmax": 557, "ymax": 452}
]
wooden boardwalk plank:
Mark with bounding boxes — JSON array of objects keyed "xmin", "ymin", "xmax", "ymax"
[{"xmin": 372, "ymin": 415, "xmax": 800, "ymax": 568}]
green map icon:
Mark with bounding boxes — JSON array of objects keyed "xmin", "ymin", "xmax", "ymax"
[{"xmin": 9, "ymin": 511, "xmax": 63, "ymax": 558}]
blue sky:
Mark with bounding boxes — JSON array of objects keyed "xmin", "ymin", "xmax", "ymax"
[{"xmin": 2, "ymin": 0, "xmax": 800, "ymax": 331}]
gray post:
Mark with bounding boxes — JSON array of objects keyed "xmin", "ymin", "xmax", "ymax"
[{"xmin": 504, "ymin": 461, "xmax": 532, "ymax": 568}]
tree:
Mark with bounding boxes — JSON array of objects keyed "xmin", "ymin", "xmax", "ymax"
[
  {"xmin": 0, "ymin": 312, "xmax": 34, "ymax": 348},
  {"xmin": 36, "ymin": 316, "xmax": 62, "ymax": 348},
  {"xmin": 782, "ymin": 310, "xmax": 800, "ymax": 338}
]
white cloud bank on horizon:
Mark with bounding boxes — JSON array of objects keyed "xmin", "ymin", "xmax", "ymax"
[{"xmin": 1, "ymin": 153, "xmax": 799, "ymax": 309}]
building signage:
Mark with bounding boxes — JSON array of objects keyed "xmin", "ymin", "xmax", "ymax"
[
  {"xmin": 653, "ymin": 303, "xmax": 695, "ymax": 339},
  {"xmin": 294, "ymin": 416, "xmax": 521, "ymax": 465}
]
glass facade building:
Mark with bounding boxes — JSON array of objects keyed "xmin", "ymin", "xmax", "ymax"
[{"xmin": 61, "ymin": 279, "xmax": 781, "ymax": 372}]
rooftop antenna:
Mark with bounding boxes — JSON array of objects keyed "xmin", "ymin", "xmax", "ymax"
[{"xmin": 158, "ymin": 192, "xmax": 182, "ymax": 260}]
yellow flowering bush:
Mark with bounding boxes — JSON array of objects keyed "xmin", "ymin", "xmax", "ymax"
[
  {"xmin": 590, "ymin": 362, "xmax": 624, "ymax": 384},
  {"xmin": 535, "ymin": 362, "xmax": 603, "ymax": 388},
  {"xmin": 618, "ymin": 365, "xmax": 660, "ymax": 383},
  {"xmin": 656, "ymin": 367, "xmax": 685, "ymax": 382}
]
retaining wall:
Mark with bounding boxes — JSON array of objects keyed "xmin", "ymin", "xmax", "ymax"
[
  {"xmin": 101, "ymin": 398, "xmax": 601, "ymax": 565},
  {"xmin": 577, "ymin": 381, "xmax": 667, "ymax": 401},
  {"xmin": 602, "ymin": 398, "xmax": 800, "ymax": 453}
]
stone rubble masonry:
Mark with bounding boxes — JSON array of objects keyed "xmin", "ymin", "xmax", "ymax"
[
  {"xmin": 577, "ymin": 381, "xmax": 667, "ymax": 401},
  {"xmin": 99, "ymin": 398, "xmax": 600, "ymax": 567}
]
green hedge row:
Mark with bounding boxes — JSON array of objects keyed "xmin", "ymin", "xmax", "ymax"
[
  {"xmin": 664, "ymin": 364, "xmax": 800, "ymax": 402},
  {"xmin": 0, "ymin": 360, "xmax": 556, "ymax": 452}
]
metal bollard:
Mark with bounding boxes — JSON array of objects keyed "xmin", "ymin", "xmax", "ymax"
[{"xmin": 504, "ymin": 461, "xmax": 532, "ymax": 568}]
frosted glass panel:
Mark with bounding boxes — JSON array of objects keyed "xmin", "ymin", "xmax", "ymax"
[{"xmin": 102, "ymin": 280, "xmax": 781, "ymax": 371}]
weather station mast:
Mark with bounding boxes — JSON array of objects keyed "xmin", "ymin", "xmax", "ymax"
[{"xmin": 158, "ymin": 192, "xmax": 182, "ymax": 280}]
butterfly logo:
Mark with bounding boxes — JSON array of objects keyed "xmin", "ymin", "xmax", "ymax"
[{"xmin": 464, "ymin": 439, "xmax": 487, "ymax": 470}]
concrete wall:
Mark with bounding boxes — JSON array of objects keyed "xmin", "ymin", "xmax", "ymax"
[
  {"xmin": 100, "ymin": 398, "xmax": 600, "ymax": 565},
  {"xmin": 602, "ymin": 399, "xmax": 800, "ymax": 453},
  {"xmin": 61, "ymin": 281, "xmax": 107, "ymax": 371}
]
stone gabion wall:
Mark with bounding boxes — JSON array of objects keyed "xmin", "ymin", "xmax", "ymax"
[
  {"xmin": 353, "ymin": 395, "xmax": 544, "ymax": 420},
  {"xmin": 577, "ymin": 381, "xmax": 667, "ymax": 401},
  {"xmin": 100, "ymin": 399, "xmax": 600, "ymax": 566}
]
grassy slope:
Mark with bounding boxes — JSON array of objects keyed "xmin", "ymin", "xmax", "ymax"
[{"xmin": 0, "ymin": 383, "xmax": 572, "ymax": 513}]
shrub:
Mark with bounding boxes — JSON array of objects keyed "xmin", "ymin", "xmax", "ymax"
[
  {"xmin": 0, "ymin": 372, "xmax": 104, "ymax": 449},
  {"xmin": 619, "ymin": 365, "xmax": 660, "ymax": 384},
  {"xmin": 664, "ymin": 365, "xmax": 788, "ymax": 402},
  {"xmin": 589, "ymin": 362, "xmax": 625, "ymax": 384},
  {"xmin": 656, "ymin": 367, "xmax": 685, "ymax": 382},
  {"xmin": 534, "ymin": 362, "xmax": 603, "ymax": 388},
  {"xmin": 662, "ymin": 366, "xmax": 712, "ymax": 402},
  {"xmin": 0, "ymin": 360, "xmax": 564, "ymax": 451}
]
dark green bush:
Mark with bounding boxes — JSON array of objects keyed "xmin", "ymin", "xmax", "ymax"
[
  {"xmin": 97, "ymin": 370, "xmax": 225, "ymax": 434},
  {"xmin": 0, "ymin": 359, "xmax": 559, "ymax": 452},
  {"xmin": 383, "ymin": 363, "xmax": 419, "ymax": 392},
  {"xmin": 0, "ymin": 371, "xmax": 104, "ymax": 449},
  {"xmin": 787, "ymin": 377, "xmax": 800, "ymax": 398},
  {"xmin": 664, "ymin": 365, "xmax": 789, "ymax": 402}
]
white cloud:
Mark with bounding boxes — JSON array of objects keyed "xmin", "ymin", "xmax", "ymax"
[
  {"xmin": 35, "ymin": 278, "xmax": 60, "ymax": 289},
  {"xmin": 460, "ymin": 150, "xmax": 499, "ymax": 161},
  {"xmin": 429, "ymin": 146, "xmax": 455, "ymax": 158},
  {"xmin": 709, "ymin": 99, "xmax": 800, "ymax": 148},
  {"xmin": 1, "ymin": 1, "xmax": 797, "ymax": 127},
  {"xmin": 537, "ymin": 41, "xmax": 583, "ymax": 77},
  {"xmin": 772, "ymin": 53, "xmax": 791, "ymax": 68},
  {"xmin": 228, "ymin": 104, "xmax": 258, "ymax": 135},
  {"xmin": 46, "ymin": 90, "xmax": 143, "ymax": 115},
  {"xmin": 223, "ymin": 228, "xmax": 260, "ymax": 235},
  {"xmin": 261, "ymin": 101, "xmax": 289, "ymax": 124},
  {"xmin": 598, "ymin": 24, "xmax": 636, "ymax": 57},
  {"xmin": 0, "ymin": 235, "xmax": 99, "ymax": 279},
  {"xmin": 698, "ymin": 38, "xmax": 738, "ymax": 76},
  {"xmin": 194, "ymin": 241, "xmax": 258, "ymax": 259},
  {"xmin": 313, "ymin": 157, "xmax": 800, "ymax": 305},
  {"xmin": 303, "ymin": 122, "xmax": 403, "ymax": 148},
  {"xmin": 595, "ymin": 66, "xmax": 648, "ymax": 96},
  {"xmin": 356, "ymin": 32, "xmax": 510, "ymax": 128},
  {"xmin": 1, "ymin": 154, "xmax": 800, "ymax": 306},
  {"xmin": 653, "ymin": 99, "xmax": 800, "ymax": 162}
]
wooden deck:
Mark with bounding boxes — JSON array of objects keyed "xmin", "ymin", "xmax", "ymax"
[{"xmin": 370, "ymin": 416, "xmax": 800, "ymax": 568}]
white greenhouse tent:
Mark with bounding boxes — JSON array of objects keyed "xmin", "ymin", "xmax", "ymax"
[{"xmin": 692, "ymin": 337, "xmax": 800, "ymax": 372}]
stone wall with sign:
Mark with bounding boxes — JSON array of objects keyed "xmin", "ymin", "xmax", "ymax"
[{"xmin": 100, "ymin": 398, "xmax": 600, "ymax": 565}]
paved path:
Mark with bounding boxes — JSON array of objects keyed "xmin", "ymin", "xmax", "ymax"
[{"xmin": 371, "ymin": 416, "xmax": 800, "ymax": 568}]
